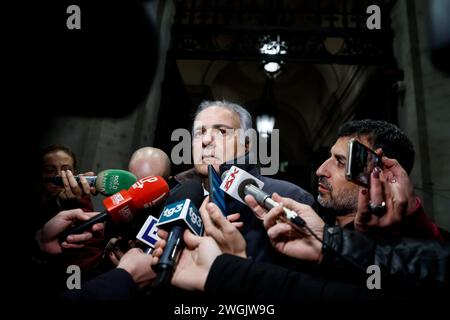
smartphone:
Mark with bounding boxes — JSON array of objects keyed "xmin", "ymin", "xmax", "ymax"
[
  {"xmin": 345, "ymin": 138, "xmax": 382, "ymax": 187},
  {"xmin": 208, "ymin": 165, "xmax": 227, "ymax": 216}
]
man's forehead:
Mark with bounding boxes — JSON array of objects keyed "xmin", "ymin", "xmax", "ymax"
[
  {"xmin": 194, "ymin": 107, "xmax": 240, "ymax": 127},
  {"xmin": 193, "ymin": 121, "xmax": 234, "ymax": 129},
  {"xmin": 332, "ymin": 136, "xmax": 372, "ymax": 153},
  {"xmin": 331, "ymin": 137, "xmax": 350, "ymax": 154},
  {"xmin": 43, "ymin": 152, "xmax": 74, "ymax": 164}
]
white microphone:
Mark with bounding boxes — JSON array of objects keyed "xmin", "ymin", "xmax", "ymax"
[
  {"xmin": 220, "ymin": 166, "xmax": 306, "ymax": 232},
  {"xmin": 136, "ymin": 214, "xmax": 160, "ymax": 254}
]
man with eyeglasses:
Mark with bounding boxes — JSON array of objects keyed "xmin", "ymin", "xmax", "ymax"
[{"xmin": 173, "ymin": 100, "xmax": 315, "ymax": 265}]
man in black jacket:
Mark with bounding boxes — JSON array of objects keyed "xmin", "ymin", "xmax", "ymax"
[{"xmin": 313, "ymin": 120, "xmax": 443, "ymax": 240}]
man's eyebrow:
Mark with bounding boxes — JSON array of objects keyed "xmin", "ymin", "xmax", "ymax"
[
  {"xmin": 211, "ymin": 124, "xmax": 234, "ymax": 129},
  {"xmin": 194, "ymin": 124, "xmax": 234, "ymax": 130},
  {"xmin": 334, "ymin": 153, "xmax": 347, "ymax": 162}
]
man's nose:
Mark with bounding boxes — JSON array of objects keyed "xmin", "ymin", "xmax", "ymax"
[
  {"xmin": 316, "ymin": 158, "xmax": 330, "ymax": 178},
  {"xmin": 202, "ymin": 129, "xmax": 215, "ymax": 147}
]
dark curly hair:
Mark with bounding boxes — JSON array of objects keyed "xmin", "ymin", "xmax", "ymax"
[
  {"xmin": 337, "ymin": 119, "xmax": 415, "ymax": 174},
  {"xmin": 41, "ymin": 144, "xmax": 77, "ymax": 171}
]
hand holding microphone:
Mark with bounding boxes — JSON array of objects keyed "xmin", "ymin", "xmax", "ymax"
[
  {"xmin": 55, "ymin": 170, "xmax": 96, "ymax": 203},
  {"xmin": 152, "ymin": 229, "xmax": 222, "ymax": 292},
  {"xmin": 261, "ymin": 193, "xmax": 325, "ymax": 263},
  {"xmin": 117, "ymin": 248, "xmax": 156, "ymax": 288},
  {"xmin": 152, "ymin": 193, "xmax": 247, "ymax": 290},
  {"xmin": 151, "ymin": 180, "xmax": 204, "ymax": 287},
  {"xmin": 220, "ymin": 166, "xmax": 307, "ymax": 233},
  {"xmin": 58, "ymin": 175, "xmax": 169, "ymax": 242},
  {"xmin": 199, "ymin": 197, "xmax": 246, "ymax": 258},
  {"xmin": 46, "ymin": 169, "xmax": 138, "ymax": 196},
  {"xmin": 37, "ymin": 209, "xmax": 105, "ymax": 255}
]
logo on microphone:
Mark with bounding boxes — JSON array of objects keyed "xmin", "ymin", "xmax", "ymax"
[
  {"xmin": 157, "ymin": 199, "xmax": 204, "ymax": 236},
  {"xmin": 224, "ymin": 167, "xmax": 239, "ymax": 191},
  {"xmin": 132, "ymin": 176, "xmax": 158, "ymax": 189},
  {"xmin": 111, "ymin": 192, "xmax": 125, "ymax": 205},
  {"xmin": 162, "ymin": 203, "xmax": 184, "ymax": 218},
  {"xmin": 109, "ymin": 175, "xmax": 120, "ymax": 191},
  {"xmin": 188, "ymin": 207, "xmax": 202, "ymax": 229},
  {"xmin": 137, "ymin": 215, "xmax": 160, "ymax": 248}
]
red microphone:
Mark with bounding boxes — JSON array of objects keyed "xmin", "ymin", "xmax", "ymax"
[
  {"xmin": 58, "ymin": 176, "xmax": 169, "ymax": 241},
  {"xmin": 127, "ymin": 176, "xmax": 170, "ymax": 210}
]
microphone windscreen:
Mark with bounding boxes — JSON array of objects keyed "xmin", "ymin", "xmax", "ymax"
[
  {"xmin": 96, "ymin": 169, "xmax": 137, "ymax": 196},
  {"xmin": 128, "ymin": 176, "xmax": 170, "ymax": 210},
  {"xmin": 164, "ymin": 179, "xmax": 204, "ymax": 208}
]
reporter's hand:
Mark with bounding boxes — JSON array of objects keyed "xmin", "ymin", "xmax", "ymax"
[
  {"xmin": 263, "ymin": 193, "xmax": 325, "ymax": 262},
  {"xmin": 117, "ymin": 248, "xmax": 155, "ymax": 288},
  {"xmin": 226, "ymin": 213, "xmax": 244, "ymax": 230},
  {"xmin": 381, "ymin": 156, "xmax": 416, "ymax": 215},
  {"xmin": 355, "ymin": 154, "xmax": 415, "ymax": 233},
  {"xmin": 106, "ymin": 237, "xmax": 126, "ymax": 266},
  {"xmin": 37, "ymin": 209, "xmax": 104, "ymax": 254},
  {"xmin": 244, "ymin": 194, "xmax": 268, "ymax": 220},
  {"xmin": 152, "ymin": 230, "xmax": 222, "ymax": 291},
  {"xmin": 57, "ymin": 170, "xmax": 96, "ymax": 203},
  {"xmin": 199, "ymin": 197, "xmax": 246, "ymax": 258}
]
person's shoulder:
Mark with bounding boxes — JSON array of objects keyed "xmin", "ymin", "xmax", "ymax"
[
  {"xmin": 261, "ymin": 176, "xmax": 315, "ymax": 206},
  {"xmin": 261, "ymin": 176, "xmax": 307, "ymax": 193}
]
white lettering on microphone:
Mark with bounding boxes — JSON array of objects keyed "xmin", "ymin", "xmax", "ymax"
[
  {"xmin": 163, "ymin": 203, "xmax": 183, "ymax": 217},
  {"xmin": 224, "ymin": 167, "xmax": 239, "ymax": 191},
  {"xmin": 132, "ymin": 176, "xmax": 158, "ymax": 189},
  {"xmin": 111, "ymin": 192, "xmax": 125, "ymax": 205}
]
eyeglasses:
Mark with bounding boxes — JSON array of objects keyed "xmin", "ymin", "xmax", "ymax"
[{"xmin": 193, "ymin": 127, "xmax": 238, "ymax": 140}]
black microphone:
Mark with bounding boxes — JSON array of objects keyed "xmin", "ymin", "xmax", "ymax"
[{"xmin": 152, "ymin": 180, "xmax": 204, "ymax": 288}]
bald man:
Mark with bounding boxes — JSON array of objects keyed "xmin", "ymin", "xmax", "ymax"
[{"xmin": 128, "ymin": 147, "xmax": 171, "ymax": 179}]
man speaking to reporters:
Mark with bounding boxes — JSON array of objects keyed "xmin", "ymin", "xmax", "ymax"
[{"xmin": 174, "ymin": 100, "xmax": 315, "ymax": 264}]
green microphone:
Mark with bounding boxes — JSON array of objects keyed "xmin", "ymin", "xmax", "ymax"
[{"xmin": 45, "ymin": 169, "xmax": 137, "ymax": 196}]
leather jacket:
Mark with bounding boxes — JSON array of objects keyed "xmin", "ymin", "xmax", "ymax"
[{"xmin": 321, "ymin": 225, "xmax": 450, "ymax": 291}]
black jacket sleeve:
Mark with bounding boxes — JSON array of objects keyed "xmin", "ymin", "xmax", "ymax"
[
  {"xmin": 204, "ymin": 254, "xmax": 381, "ymax": 302},
  {"xmin": 321, "ymin": 226, "xmax": 450, "ymax": 289},
  {"xmin": 61, "ymin": 268, "xmax": 137, "ymax": 300}
]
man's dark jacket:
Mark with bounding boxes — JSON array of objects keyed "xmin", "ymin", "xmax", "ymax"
[{"xmin": 174, "ymin": 159, "xmax": 315, "ymax": 265}]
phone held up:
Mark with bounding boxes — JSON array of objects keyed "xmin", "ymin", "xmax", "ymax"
[
  {"xmin": 345, "ymin": 138, "xmax": 382, "ymax": 188},
  {"xmin": 207, "ymin": 164, "xmax": 227, "ymax": 215}
]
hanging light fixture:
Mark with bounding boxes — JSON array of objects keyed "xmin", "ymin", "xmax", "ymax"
[
  {"xmin": 260, "ymin": 35, "xmax": 287, "ymax": 78},
  {"xmin": 256, "ymin": 114, "xmax": 275, "ymax": 138},
  {"xmin": 256, "ymin": 78, "xmax": 276, "ymax": 137}
]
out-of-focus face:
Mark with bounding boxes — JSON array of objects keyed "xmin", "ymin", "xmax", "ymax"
[
  {"xmin": 42, "ymin": 150, "xmax": 74, "ymax": 197},
  {"xmin": 192, "ymin": 106, "xmax": 247, "ymax": 177},
  {"xmin": 315, "ymin": 136, "xmax": 373, "ymax": 216},
  {"xmin": 129, "ymin": 157, "xmax": 167, "ymax": 180}
]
